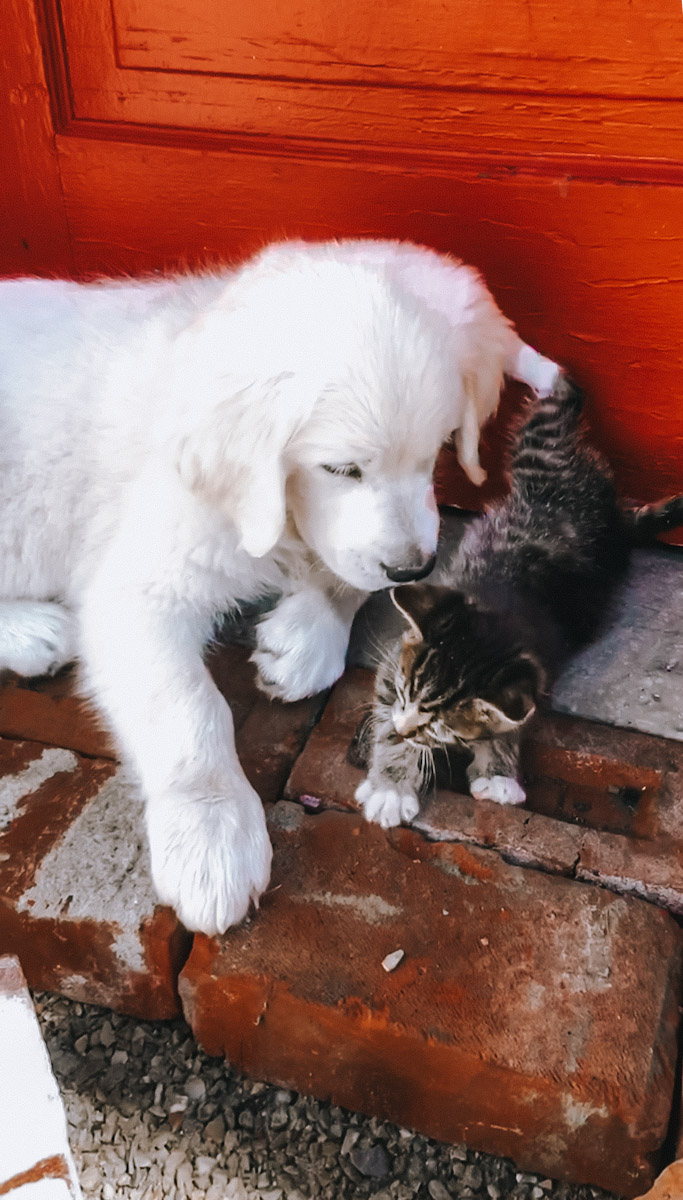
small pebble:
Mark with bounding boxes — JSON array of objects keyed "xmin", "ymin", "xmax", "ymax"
[
  {"xmin": 428, "ymin": 1182, "xmax": 452, "ymax": 1200},
  {"xmin": 341, "ymin": 1128, "xmax": 360, "ymax": 1156},
  {"xmin": 350, "ymin": 1143, "xmax": 392, "ymax": 1178},
  {"xmin": 184, "ymin": 1076, "xmax": 206, "ymax": 1101},
  {"xmin": 381, "ymin": 949, "xmax": 404, "ymax": 972},
  {"xmin": 270, "ymin": 1107, "xmax": 289, "ymax": 1130},
  {"xmin": 204, "ymin": 1114, "xmax": 225, "ymax": 1142},
  {"xmin": 99, "ymin": 1020, "xmax": 115, "ymax": 1048}
]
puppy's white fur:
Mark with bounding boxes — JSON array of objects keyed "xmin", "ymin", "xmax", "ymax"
[{"xmin": 0, "ymin": 239, "xmax": 558, "ymax": 933}]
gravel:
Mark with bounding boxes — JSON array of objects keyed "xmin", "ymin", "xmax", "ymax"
[{"xmin": 34, "ymin": 991, "xmax": 620, "ymax": 1200}]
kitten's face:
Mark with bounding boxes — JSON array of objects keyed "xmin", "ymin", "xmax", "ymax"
[{"xmin": 387, "ymin": 585, "xmax": 541, "ymax": 748}]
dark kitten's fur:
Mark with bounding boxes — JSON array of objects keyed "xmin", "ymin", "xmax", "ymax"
[{"xmin": 357, "ymin": 375, "xmax": 683, "ymax": 827}]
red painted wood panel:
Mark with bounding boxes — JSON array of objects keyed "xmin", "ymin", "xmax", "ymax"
[
  {"xmin": 54, "ymin": 135, "xmax": 683, "ymax": 509},
  {"xmin": 57, "ymin": 0, "xmax": 683, "ymax": 165},
  {"xmin": 0, "ymin": 0, "xmax": 72, "ymax": 275},
  {"xmin": 114, "ymin": 0, "xmax": 683, "ymax": 95}
]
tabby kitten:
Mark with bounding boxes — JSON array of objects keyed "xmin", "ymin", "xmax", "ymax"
[{"xmin": 356, "ymin": 375, "xmax": 683, "ymax": 828}]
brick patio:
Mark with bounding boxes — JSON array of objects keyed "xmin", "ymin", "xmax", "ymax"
[{"xmin": 1, "ymin": 632, "xmax": 683, "ymax": 1196}]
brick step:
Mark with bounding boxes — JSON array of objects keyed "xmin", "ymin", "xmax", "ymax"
[
  {"xmin": 3, "ymin": 653, "xmax": 683, "ymax": 1194},
  {"xmin": 0, "ymin": 735, "xmax": 189, "ymax": 1017},
  {"xmin": 286, "ymin": 667, "xmax": 683, "ymax": 914},
  {"xmin": 0, "ymin": 645, "xmax": 325, "ymax": 1018},
  {"xmin": 179, "ymin": 801, "xmax": 683, "ymax": 1198}
]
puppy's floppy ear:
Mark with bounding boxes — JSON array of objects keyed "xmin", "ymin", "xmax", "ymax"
[
  {"xmin": 176, "ymin": 375, "xmax": 307, "ymax": 558},
  {"xmin": 453, "ymin": 376, "xmax": 487, "ymax": 487},
  {"xmin": 369, "ymin": 243, "xmax": 516, "ymax": 486}
]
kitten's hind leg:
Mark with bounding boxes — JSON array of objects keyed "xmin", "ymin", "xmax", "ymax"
[
  {"xmin": 0, "ymin": 600, "xmax": 77, "ymax": 677},
  {"xmin": 505, "ymin": 336, "xmax": 561, "ymax": 398},
  {"xmin": 466, "ymin": 735, "xmax": 526, "ymax": 807}
]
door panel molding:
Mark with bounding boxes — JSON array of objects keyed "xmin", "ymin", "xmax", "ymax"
[{"xmin": 38, "ymin": 0, "xmax": 683, "ymax": 185}]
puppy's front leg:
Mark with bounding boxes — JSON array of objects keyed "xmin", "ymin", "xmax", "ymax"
[
  {"xmin": 252, "ymin": 585, "xmax": 366, "ymax": 701},
  {"xmin": 80, "ymin": 575, "xmax": 272, "ymax": 936}
]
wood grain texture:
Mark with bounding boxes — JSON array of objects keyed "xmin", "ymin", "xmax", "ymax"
[
  {"xmin": 113, "ymin": 0, "xmax": 683, "ymax": 95},
  {"xmin": 55, "ymin": 132, "xmax": 683, "ymax": 510},
  {"xmin": 57, "ymin": 0, "xmax": 683, "ymax": 166},
  {"xmin": 0, "ymin": 0, "xmax": 72, "ymax": 275}
]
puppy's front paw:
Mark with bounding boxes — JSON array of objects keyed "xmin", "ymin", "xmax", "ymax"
[
  {"xmin": 355, "ymin": 778, "xmax": 420, "ymax": 828},
  {"xmin": 0, "ymin": 600, "xmax": 77, "ymax": 677},
  {"xmin": 252, "ymin": 591, "xmax": 348, "ymax": 701},
  {"xmin": 146, "ymin": 778, "xmax": 272, "ymax": 934},
  {"xmin": 470, "ymin": 775, "xmax": 526, "ymax": 806}
]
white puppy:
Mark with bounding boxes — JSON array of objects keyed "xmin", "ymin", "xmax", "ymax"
[{"xmin": 0, "ymin": 239, "xmax": 558, "ymax": 934}]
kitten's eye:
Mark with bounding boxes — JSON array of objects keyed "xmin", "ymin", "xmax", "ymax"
[{"xmin": 321, "ymin": 463, "xmax": 363, "ymax": 481}]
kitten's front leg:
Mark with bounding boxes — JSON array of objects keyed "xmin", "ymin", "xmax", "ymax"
[
  {"xmin": 355, "ymin": 707, "xmax": 426, "ymax": 829},
  {"xmin": 466, "ymin": 734, "xmax": 526, "ymax": 807}
]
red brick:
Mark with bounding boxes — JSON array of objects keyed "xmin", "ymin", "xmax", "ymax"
[
  {"xmin": 179, "ymin": 802, "xmax": 682, "ymax": 1197},
  {"xmin": 0, "ymin": 645, "xmax": 325, "ymax": 1017},
  {"xmin": 0, "ymin": 672, "xmax": 113, "ymax": 759},
  {"xmin": 286, "ymin": 668, "xmax": 683, "ymax": 914},
  {"xmin": 0, "ymin": 643, "xmax": 295, "ymax": 761},
  {"xmin": 0, "ymin": 738, "xmax": 189, "ymax": 1018}
]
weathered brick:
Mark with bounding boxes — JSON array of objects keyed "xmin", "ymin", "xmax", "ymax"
[
  {"xmin": 0, "ymin": 642, "xmax": 323, "ymax": 764},
  {"xmin": 0, "ymin": 672, "xmax": 112, "ymax": 759},
  {"xmin": 0, "ymin": 956, "xmax": 82, "ymax": 1198},
  {"xmin": 179, "ymin": 802, "xmax": 682, "ymax": 1197},
  {"xmin": 0, "ymin": 738, "xmax": 189, "ymax": 1017},
  {"xmin": 286, "ymin": 668, "xmax": 683, "ymax": 913},
  {"xmin": 0, "ymin": 644, "xmax": 325, "ymax": 1016}
]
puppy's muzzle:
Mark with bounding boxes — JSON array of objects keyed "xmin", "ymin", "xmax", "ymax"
[{"xmin": 381, "ymin": 552, "xmax": 437, "ymax": 583}]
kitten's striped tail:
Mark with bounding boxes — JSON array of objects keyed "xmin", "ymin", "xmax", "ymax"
[
  {"xmin": 624, "ymin": 496, "xmax": 683, "ymax": 546},
  {"xmin": 511, "ymin": 373, "xmax": 584, "ymax": 480}
]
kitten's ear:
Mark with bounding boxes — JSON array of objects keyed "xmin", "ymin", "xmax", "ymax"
[
  {"xmin": 483, "ymin": 654, "xmax": 545, "ymax": 730},
  {"xmin": 391, "ymin": 584, "xmax": 449, "ymax": 642}
]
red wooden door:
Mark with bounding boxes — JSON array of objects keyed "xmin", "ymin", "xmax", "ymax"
[{"xmin": 1, "ymin": 0, "xmax": 682, "ymax": 516}]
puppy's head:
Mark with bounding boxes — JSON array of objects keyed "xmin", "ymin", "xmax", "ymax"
[{"xmin": 175, "ymin": 246, "xmax": 506, "ymax": 589}]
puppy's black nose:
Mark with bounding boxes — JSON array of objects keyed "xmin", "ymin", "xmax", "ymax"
[{"xmin": 381, "ymin": 553, "xmax": 437, "ymax": 583}]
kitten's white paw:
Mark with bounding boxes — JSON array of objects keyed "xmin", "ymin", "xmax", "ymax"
[
  {"xmin": 146, "ymin": 778, "xmax": 272, "ymax": 934},
  {"xmin": 252, "ymin": 591, "xmax": 348, "ymax": 701},
  {"xmin": 470, "ymin": 775, "xmax": 526, "ymax": 806},
  {"xmin": 0, "ymin": 600, "xmax": 77, "ymax": 677},
  {"xmin": 355, "ymin": 778, "xmax": 420, "ymax": 828}
]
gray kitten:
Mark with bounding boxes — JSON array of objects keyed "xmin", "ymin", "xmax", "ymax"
[{"xmin": 357, "ymin": 375, "xmax": 683, "ymax": 827}]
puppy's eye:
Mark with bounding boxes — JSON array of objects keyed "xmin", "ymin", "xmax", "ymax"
[{"xmin": 321, "ymin": 463, "xmax": 363, "ymax": 481}]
